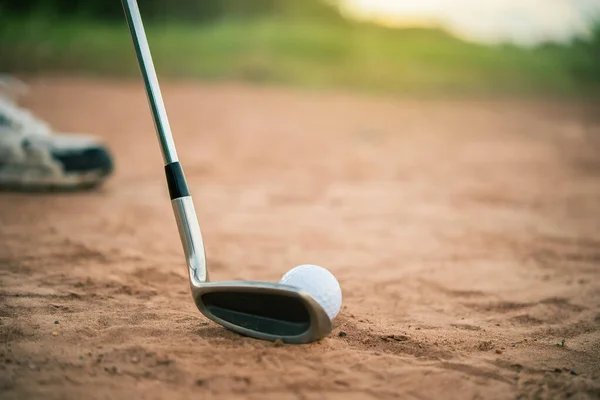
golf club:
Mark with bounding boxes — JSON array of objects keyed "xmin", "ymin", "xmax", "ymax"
[{"xmin": 120, "ymin": 0, "xmax": 333, "ymax": 344}]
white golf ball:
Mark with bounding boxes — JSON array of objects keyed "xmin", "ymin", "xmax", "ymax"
[{"xmin": 279, "ymin": 264, "xmax": 342, "ymax": 320}]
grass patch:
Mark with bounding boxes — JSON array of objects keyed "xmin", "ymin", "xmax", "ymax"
[{"xmin": 1, "ymin": 15, "xmax": 599, "ymax": 97}]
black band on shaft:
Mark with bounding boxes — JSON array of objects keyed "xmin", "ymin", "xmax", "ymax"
[{"xmin": 165, "ymin": 162, "xmax": 190, "ymax": 199}]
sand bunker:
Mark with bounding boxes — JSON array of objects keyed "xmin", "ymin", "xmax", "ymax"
[{"xmin": 1, "ymin": 78, "xmax": 599, "ymax": 399}]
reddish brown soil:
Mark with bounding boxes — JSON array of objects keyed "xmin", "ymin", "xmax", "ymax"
[{"xmin": 1, "ymin": 77, "xmax": 600, "ymax": 400}]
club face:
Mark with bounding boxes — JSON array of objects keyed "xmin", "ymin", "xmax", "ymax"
[{"xmin": 191, "ymin": 281, "xmax": 333, "ymax": 344}]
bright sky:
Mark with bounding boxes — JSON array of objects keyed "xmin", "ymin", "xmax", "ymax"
[{"xmin": 340, "ymin": 0, "xmax": 600, "ymax": 45}]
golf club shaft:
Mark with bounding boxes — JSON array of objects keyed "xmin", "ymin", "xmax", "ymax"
[
  {"xmin": 121, "ymin": 0, "xmax": 177, "ymax": 164},
  {"xmin": 121, "ymin": 0, "xmax": 208, "ymax": 284}
]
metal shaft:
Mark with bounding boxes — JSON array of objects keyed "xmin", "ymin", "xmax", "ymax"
[
  {"xmin": 121, "ymin": 0, "xmax": 178, "ymax": 164},
  {"xmin": 121, "ymin": 0, "xmax": 209, "ymax": 284}
]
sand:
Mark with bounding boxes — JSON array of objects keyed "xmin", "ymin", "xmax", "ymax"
[{"xmin": 1, "ymin": 77, "xmax": 599, "ymax": 400}]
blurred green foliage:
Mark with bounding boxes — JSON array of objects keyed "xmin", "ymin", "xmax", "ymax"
[
  {"xmin": 0, "ymin": 0, "xmax": 344, "ymax": 22},
  {"xmin": 571, "ymin": 21, "xmax": 600, "ymax": 85},
  {"xmin": 0, "ymin": 0, "xmax": 598, "ymax": 97}
]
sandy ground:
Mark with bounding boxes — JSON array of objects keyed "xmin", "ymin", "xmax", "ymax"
[{"xmin": 1, "ymin": 77, "xmax": 599, "ymax": 400}]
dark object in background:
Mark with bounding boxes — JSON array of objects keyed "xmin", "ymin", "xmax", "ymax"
[{"xmin": 0, "ymin": 0, "xmax": 345, "ymax": 23}]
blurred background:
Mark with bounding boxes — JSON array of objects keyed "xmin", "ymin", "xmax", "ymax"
[{"xmin": 1, "ymin": 0, "xmax": 599, "ymax": 97}]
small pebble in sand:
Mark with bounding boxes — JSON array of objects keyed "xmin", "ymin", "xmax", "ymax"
[
  {"xmin": 338, "ymin": 331, "xmax": 347, "ymax": 337},
  {"xmin": 495, "ymin": 349, "xmax": 503, "ymax": 354},
  {"xmin": 131, "ymin": 356, "xmax": 140, "ymax": 364},
  {"xmin": 570, "ymin": 370, "xmax": 578, "ymax": 376},
  {"xmin": 273, "ymin": 339, "xmax": 284, "ymax": 347},
  {"xmin": 477, "ymin": 341, "xmax": 494, "ymax": 351},
  {"xmin": 54, "ymin": 320, "xmax": 59, "ymax": 324},
  {"xmin": 104, "ymin": 366, "xmax": 119, "ymax": 374},
  {"xmin": 382, "ymin": 334, "xmax": 409, "ymax": 342},
  {"xmin": 52, "ymin": 332, "xmax": 59, "ymax": 336}
]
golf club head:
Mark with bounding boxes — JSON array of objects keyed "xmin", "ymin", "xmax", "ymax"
[
  {"xmin": 191, "ymin": 280, "xmax": 333, "ymax": 344},
  {"xmin": 172, "ymin": 197, "xmax": 333, "ymax": 343}
]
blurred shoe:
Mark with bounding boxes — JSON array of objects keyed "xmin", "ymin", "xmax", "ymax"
[
  {"xmin": 0, "ymin": 81, "xmax": 114, "ymax": 191},
  {"xmin": 0, "ymin": 75, "xmax": 29, "ymax": 102}
]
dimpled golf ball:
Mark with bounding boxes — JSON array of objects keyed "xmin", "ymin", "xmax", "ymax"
[{"xmin": 279, "ymin": 264, "xmax": 342, "ymax": 320}]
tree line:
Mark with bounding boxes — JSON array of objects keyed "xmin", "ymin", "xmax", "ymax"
[{"xmin": 0, "ymin": 0, "xmax": 345, "ymax": 22}]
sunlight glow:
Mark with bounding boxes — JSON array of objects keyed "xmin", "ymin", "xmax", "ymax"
[{"xmin": 340, "ymin": 0, "xmax": 600, "ymax": 45}]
